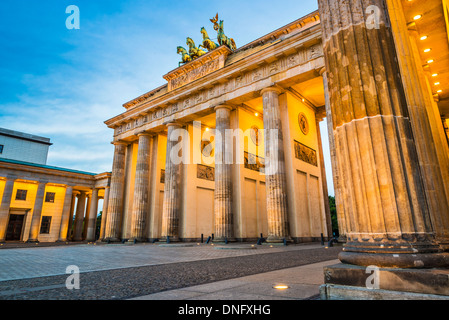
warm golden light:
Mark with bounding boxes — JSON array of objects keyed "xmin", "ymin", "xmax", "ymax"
[
  {"xmin": 424, "ymin": 48, "xmax": 431, "ymax": 53},
  {"xmin": 255, "ymin": 113, "xmax": 259, "ymax": 117},
  {"xmin": 437, "ymin": 90, "xmax": 443, "ymax": 93},
  {"xmin": 432, "ymin": 73, "xmax": 438, "ymax": 77},
  {"xmin": 273, "ymin": 285, "xmax": 289, "ymax": 290},
  {"xmin": 427, "ymin": 59, "xmax": 434, "ymax": 64},
  {"xmin": 435, "ymin": 82, "xmax": 440, "ymax": 85},
  {"xmin": 413, "ymin": 14, "xmax": 422, "ymax": 20},
  {"xmin": 205, "ymin": 127, "xmax": 210, "ymax": 132},
  {"xmin": 420, "ymin": 35, "xmax": 428, "ymax": 40}
]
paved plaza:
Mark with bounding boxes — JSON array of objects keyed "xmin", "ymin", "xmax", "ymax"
[{"xmin": 0, "ymin": 242, "xmax": 342, "ymax": 300}]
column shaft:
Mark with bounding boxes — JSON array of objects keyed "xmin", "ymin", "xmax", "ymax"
[
  {"xmin": 214, "ymin": 106, "xmax": 234, "ymax": 241},
  {"xmin": 27, "ymin": 182, "xmax": 47, "ymax": 242},
  {"xmin": 316, "ymin": 117, "xmax": 333, "ymax": 239},
  {"xmin": 99, "ymin": 187, "xmax": 110, "ymax": 241},
  {"xmin": 58, "ymin": 186, "xmax": 74, "ymax": 242},
  {"xmin": 86, "ymin": 188, "xmax": 99, "ymax": 241},
  {"xmin": 130, "ymin": 133, "xmax": 152, "ymax": 241},
  {"xmin": 161, "ymin": 123, "xmax": 182, "ymax": 241},
  {"xmin": 317, "ymin": 0, "xmax": 446, "ymax": 267},
  {"xmin": 261, "ymin": 87, "xmax": 290, "ymax": 242},
  {"xmin": 73, "ymin": 192, "xmax": 86, "ymax": 241},
  {"xmin": 0, "ymin": 178, "xmax": 16, "ymax": 242},
  {"xmin": 322, "ymin": 70, "xmax": 347, "ymax": 240},
  {"xmin": 104, "ymin": 142, "xmax": 127, "ymax": 241}
]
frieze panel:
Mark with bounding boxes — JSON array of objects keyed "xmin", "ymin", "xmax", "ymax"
[
  {"xmin": 244, "ymin": 151, "xmax": 265, "ymax": 173},
  {"xmin": 294, "ymin": 140, "xmax": 317, "ymax": 167},
  {"xmin": 197, "ymin": 164, "xmax": 215, "ymax": 181}
]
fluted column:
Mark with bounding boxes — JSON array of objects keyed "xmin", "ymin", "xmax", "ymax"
[
  {"xmin": 320, "ymin": 69, "xmax": 346, "ymax": 240},
  {"xmin": 0, "ymin": 177, "xmax": 16, "ymax": 242},
  {"xmin": 161, "ymin": 123, "xmax": 182, "ymax": 241},
  {"xmin": 318, "ymin": 0, "xmax": 448, "ymax": 267},
  {"xmin": 57, "ymin": 186, "xmax": 74, "ymax": 242},
  {"xmin": 214, "ymin": 105, "xmax": 234, "ymax": 242},
  {"xmin": 316, "ymin": 116, "xmax": 333, "ymax": 239},
  {"xmin": 104, "ymin": 141, "xmax": 127, "ymax": 242},
  {"xmin": 73, "ymin": 191, "xmax": 86, "ymax": 241},
  {"xmin": 27, "ymin": 181, "xmax": 47, "ymax": 243},
  {"xmin": 85, "ymin": 188, "xmax": 99, "ymax": 241},
  {"xmin": 66, "ymin": 191, "xmax": 78, "ymax": 240},
  {"xmin": 386, "ymin": 0, "xmax": 449, "ymax": 249},
  {"xmin": 99, "ymin": 186, "xmax": 110, "ymax": 241},
  {"xmin": 261, "ymin": 87, "xmax": 290, "ymax": 243},
  {"xmin": 82, "ymin": 193, "xmax": 91, "ymax": 239},
  {"xmin": 130, "ymin": 133, "xmax": 152, "ymax": 242}
]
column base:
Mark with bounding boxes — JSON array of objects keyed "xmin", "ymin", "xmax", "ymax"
[
  {"xmin": 212, "ymin": 237, "xmax": 236, "ymax": 244},
  {"xmin": 339, "ymin": 251, "xmax": 449, "ymax": 269},
  {"xmin": 266, "ymin": 235, "xmax": 293, "ymax": 244},
  {"xmin": 320, "ymin": 262, "xmax": 449, "ymax": 300},
  {"xmin": 26, "ymin": 239, "xmax": 39, "ymax": 244},
  {"xmin": 102, "ymin": 237, "xmax": 121, "ymax": 243},
  {"xmin": 160, "ymin": 236, "xmax": 180, "ymax": 243}
]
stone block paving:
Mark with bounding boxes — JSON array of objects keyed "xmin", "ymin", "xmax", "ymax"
[{"xmin": 0, "ymin": 243, "xmax": 324, "ymax": 282}]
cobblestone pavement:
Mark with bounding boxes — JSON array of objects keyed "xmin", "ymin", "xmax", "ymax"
[
  {"xmin": 0, "ymin": 242, "xmax": 342, "ymax": 300},
  {"xmin": 0, "ymin": 242, "xmax": 324, "ymax": 281}
]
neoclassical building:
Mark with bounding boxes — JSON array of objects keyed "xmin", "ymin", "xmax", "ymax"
[
  {"xmin": 103, "ymin": 12, "xmax": 334, "ymax": 243},
  {"xmin": 0, "ymin": 129, "xmax": 111, "ymax": 243}
]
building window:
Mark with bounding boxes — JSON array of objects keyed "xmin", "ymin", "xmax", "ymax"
[
  {"xmin": 15, "ymin": 189, "xmax": 27, "ymax": 201},
  {"xmin": 40, "ymin": 216, "xmax": 52, "ymax": 234},
  {"xmin": 45, "ymin": 192, "xmax": 56, "ymax": 203},
  {"xmin": 0, "ymin": 145, "xmax": 3, "ymax": 154}
]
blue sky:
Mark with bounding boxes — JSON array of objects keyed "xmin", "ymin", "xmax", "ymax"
[{"xmin": 0, "ymin": 0, "xmax": 334, "ymax": 195}]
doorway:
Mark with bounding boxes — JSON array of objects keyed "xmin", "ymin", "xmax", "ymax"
[{"xmin": 6, "ymin": 210, "xmax": 27, "ymax": 241}]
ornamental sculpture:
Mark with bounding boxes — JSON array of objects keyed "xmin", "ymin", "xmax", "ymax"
[{"xmin": 177, "ymin": 13, "xmax": 237, "ymax": 67}]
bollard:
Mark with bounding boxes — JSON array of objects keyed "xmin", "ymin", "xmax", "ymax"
[
  {"xmin": 283, "ymin": 238, "xmax": 287, "ymax": 246},
  {"xmin": 321, "ymin": 233, "xmax": 324, "ymax": 246},
  {"xmin": 201, "ymin": 234, "xmax": 204, "ymax": 243},
  {"xmin": 206, "ymin": 236, "xmax": 212, "ymax": 244},
  {"xmin": 166, "ymin": 236, "xmax": 170, "ymax": 244}
]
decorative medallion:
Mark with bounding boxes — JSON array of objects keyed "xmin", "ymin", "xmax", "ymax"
[
  {"xmin": 250, "ymin": 125, "xmax": 261, "ymax": 146},
  {"xmin": 298, "ymin": 112, "xmax": 309, "ymax": 135}
]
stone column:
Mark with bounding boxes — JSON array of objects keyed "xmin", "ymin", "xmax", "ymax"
[
  {"xmin": 82, "ymin": 193, "xmax": 92, "ymax": 239},
  {"xmin": 261, "ymin": 87, "xmax": 290, "ymax": 243},
  {"xmin": 66, "ymin": 191, "xmax": 78, "ymax": 240},
  {"xmin": 161, "ymin": 123, "xmax": 182, "ymax": 241},
  {"xmin": 214, "ymin": 105, "xmax": 234, "ymax": 242},
  {"xmin": 0, "ymin": 177, "xmax": 16, "ymax": 242},
  {"xmin": 320, "ymin": 69, "xmax": 347, "ymax": 240},
  {"xmin": 104, "ymin": 141, "xmax": 127, "ymax": 242},
  {"xmin": 317, "ymin": 0, "xmax": 448, "ymax": 267},
  {"xmin": 385, "ymin": 0, "xmax": 449, "ymax": 249},
  {"xmin": 99, "ymin": 186, "xmax": 110, "ymax": 241},
  {"xmin": 85, "ymin": 188, "xmax": 99, "ymax": 242},
  {"xmin": 57, "ymin": 186, "xmax": 74, "ymax": 242},
  {"xmin": 27, "ymin": 181, "xmax": 47, "ymax": 243},
  {"xmin": 73, "ymin": 191, "xmax": 86, "ymax": 241},
  {"xmin": 315, "ymin": 116, "xmax": 333, "ymax": 239},
  {"xmin": 130, "ymin": 133, "xmax": 152, "ymax": 242}
]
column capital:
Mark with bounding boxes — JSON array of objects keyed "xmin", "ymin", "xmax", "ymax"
[
  {"xmin": 111, "ymin": 140, "xmax": 128, "ymax": 146},
  {"xmin": 165, "ymin": 122, "xmax": 182, "ymax": 128},
  {"xmin": 214, "ymin": 105, "xmax": 232, "ymax": 112},
  {"xmin": 136, "ymin": 131, "xmax": 154, "ymax": 138},
  {"xmin": 260, "ymin": 86, "xmax": 283, "ymax": 96},
  {"xmin": 319, "ymin": 67, "xmax": 326, "ymax": 77}
]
